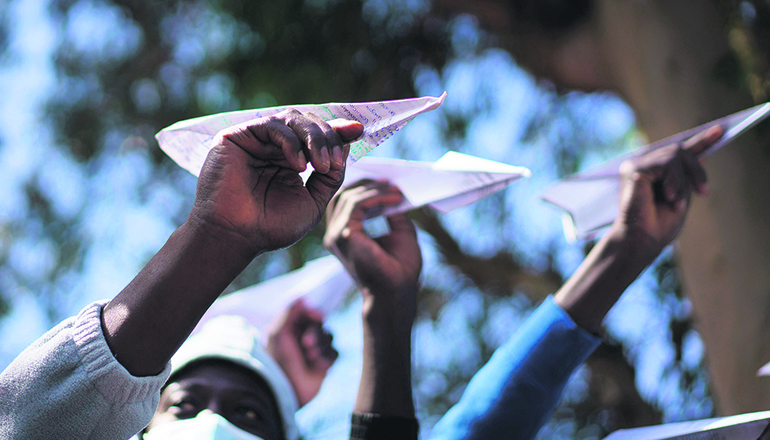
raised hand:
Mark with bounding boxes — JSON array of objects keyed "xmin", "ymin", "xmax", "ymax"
[
  {"xmin": 613, "ymin": 125, "xmax": 723, "ymax": 256},
  {"xmin": 324, "ymin": 180, "xmax": 422, "ymax": 318},
  {"xmin": 555, "ymin": 125, "xmax": 723, "ymax": 334},
  {"xmin": 324, "ymin": 180, "xmax": 422, "ymax": 418},
  {"xmin": 102, "ymin": 111, "xmax": 361, "ymax": 377},
  {"xmin": 266, "ymin": 300, "xmax": 338, "ymax": 407},
  {"xmin": 191, "ymin": 110, "xmax": 364, "ymax": 257}
]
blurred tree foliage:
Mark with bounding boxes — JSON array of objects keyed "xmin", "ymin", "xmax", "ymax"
[{"xmin": 2, "ymin": 0, "xmax": 767, "ymax": 438}]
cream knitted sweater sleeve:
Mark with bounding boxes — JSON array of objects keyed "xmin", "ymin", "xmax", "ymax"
[{"xmin": 0, "ymin": 300, "xmax": 170, "ymax": 440}]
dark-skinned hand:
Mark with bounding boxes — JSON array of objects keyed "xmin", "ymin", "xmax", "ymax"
[
  {"xmin": 190, "ymin": 110, "xmax": 364, "ymax": 258},
  {"xmin": 323, "ymin": 180, "xmax": 422, "ymax": 325}
]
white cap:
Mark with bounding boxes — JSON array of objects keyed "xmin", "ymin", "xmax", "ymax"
[{"xmin": 170, "ymin": 315, "xmax": 299, "ymax": 440}]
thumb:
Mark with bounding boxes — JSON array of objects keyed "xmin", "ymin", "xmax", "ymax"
[
  {"xmin": 305, "ymin": 168, "xmax": 346, "ymax": 217},
  {"xmin": 329, "ymin": 119, "xmax": 364, "ymax": 142}
]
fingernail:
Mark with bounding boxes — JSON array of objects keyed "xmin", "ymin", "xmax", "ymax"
[
  {"xmin": 332, "ymin": 146, "xmax": 343, "ymax": 168},
  {"xmin": 321, "ymin": 147, "xmax": 331, "ymax": 171},
  {"xmin": 297, "ymin": 151, "xmax": 307, "ymax": 171}
]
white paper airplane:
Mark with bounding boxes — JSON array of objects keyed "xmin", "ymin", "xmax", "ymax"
[
  {"xmin": 342, "ymin": 151, "xmax": 532, "ymax": 217},
  {"xmin": 156, "ymin": 93, "xmax": 447, "ymax": 177},
  {"xmin": 758, "ymin": 361, "xmax": 770, "ymax": 376},
  {"xmin": 194, "ymin": 255, "xmax": 355, "ymax": 334},
  {"xmin": 603, "ymin": 410, "xmax": 770, "ymax": 440},
  {"xmin": 540, "ymin": 102, "xmax": 770, "ymax": 240}
]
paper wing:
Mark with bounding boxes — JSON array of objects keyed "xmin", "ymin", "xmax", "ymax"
[
  {"xmin": 194, "ymin": 256, "xmax": 355, "ymax": 333},
  {"xmin": 343, "ymin": 151, "xmax": 531, "ymax": 217},
  {"xmin": 156, "ymin": 93, "xmax": 447, "ymax": 177},
  {"xmin": 603, "ymin": 410, "xmax": 770, "ymax": 440},
  {"xmin": 541, "ymin": 102, "xmax": 770, "ymax": 239},
  {"xmin": 758, "ymin": 361, "xmax": 770, "ymax": 376}
]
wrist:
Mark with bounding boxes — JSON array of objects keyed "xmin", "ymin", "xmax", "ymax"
[
  {"xmin": 360, "ymin": 288, "xmax": 417, "ymax": 339},
  {"xmin": 555, "ymin": 225, "xmax": 661, "ymax": 334},
  {"xmin": 605, "ymin": 222, "xmax": 663, "ymax": 269},
  {"xmin": 183, "ymin": 213, "xmax": 265, "ymax": 265}
]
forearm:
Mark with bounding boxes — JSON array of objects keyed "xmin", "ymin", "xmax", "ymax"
[
  {"xmin": 429, "ymin": 296, "xmax": 600, "ymax": 440},
  {"xmin": 1, "ymin": 301, "xmax": 170, "ymax": 439},
  {"xmin": 102, "ymin": 219, "xmax": 257, "ymax": 376},
  {"xmin": 554, "ymin": 225, "xmax": 659, "ymax": 334},
  {"xmin": 355, "ymin": 292, "xmax": 416, "ymax": 418}
]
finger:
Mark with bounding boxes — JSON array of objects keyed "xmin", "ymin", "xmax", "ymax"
[
  {"xmin": 683, "ymin": 125, "xmax": 723, "ymax": 157},
  {"xmin": 678, "ymin": 146, "xmax": 709, "ymax": 195},
  {"xmin": 621, "ymin": 143, "xmax": 677, "ymax": 182},
  {"xmin": 315, "ymin": 161, "xmax": 402, "ymax": 223},
  {"xmin": 324, "ymin": 182, "xmax": 403, "ymax": 257},
  {"xmin": 300, "ymin": 324, "xmax": 337, "ymax": 364},
  {"xmin": 281, "ymin": 110, "xmax": 333, "ymax": 174},
  {"xmin": 377, "ymin": 214, "xmax": 420, "ymax": 263},
  {"xmin": 659, "ymin": 158, "xmax": 688, "ymax": 204},
  {"xmin": 333, "ymin": 182, "xmax": 401, "ymax": 223},
  {"xmin": 305, "ymin": 168, "xmax": 347, "ymax": 219},
  {"xmin": 328, "ymin": 184, "xmax": 382, "ymax": 228},
  {"xmin": 220, "ymin": 117, "xmax": 306, "ymax": 170},
  {"xmin": 307, "ymin": 114, "xmax": 346, "ymax": 172},
  {"xmin": 328, "ymin": 119, "xmax": 364, "ymax": 143},
  {"xmin": 322, "ymin": 344, "xmax": 339, "ymax": 364},
  {"xmin": 336, "ymin": 186, "xmax": 402, "ymax": 234},
  {"xmin": 385, "ymin": 213, "xmax": 418, "ymax": 238},
  {"xmin": 360, "ymin": 189, "xmax": 403, "ymax": 219},
  {"xmin": 317, "ymin": 327, "xmax": 338, "ymax": 363}
]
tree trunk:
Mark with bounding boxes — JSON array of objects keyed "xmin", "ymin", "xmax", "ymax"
[{"xmin": 433, "ymin": 0, "xmax": 770, "ymax": 416}]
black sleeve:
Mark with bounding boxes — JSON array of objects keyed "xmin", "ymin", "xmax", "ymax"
[{"xmin": 350, "ymin": 413, "xmax": 420, "ymax": 440}]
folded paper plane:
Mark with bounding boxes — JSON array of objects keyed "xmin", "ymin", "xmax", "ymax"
[
  {"xmin": 759, "ymin": 361, "xmax": 770, "ymax": 376},
  {"xmin": 540, "ymin": 102, "xmax": 770, "ymax": 240},
  {"xmin": 156, "ymin": 93, "xmax": 447, "ymax": 176},
  {"xmin": 603, "ymin": 410, "xmax": 770, "ymax": 440},
  {"xmin": 343, "ymin": 151, "xmax": 531, "ymax": 217},
  {"xmin": 194, "ymin": 255, "xmax": 355, "ymax": 333}
]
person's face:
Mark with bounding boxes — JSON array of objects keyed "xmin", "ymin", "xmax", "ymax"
[{"xmin": 147, "ymin": 360, "xmax": 285, "ymax": 440}]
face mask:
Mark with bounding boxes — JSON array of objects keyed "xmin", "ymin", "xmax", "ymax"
[{"xmin": 144, "ymin": 410, "xmax": 265, "ymax": 440}]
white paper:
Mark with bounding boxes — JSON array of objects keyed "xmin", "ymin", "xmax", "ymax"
[
  {"xmin": 758, "ymin": 361, "xmax": 770, "ymax": 376},
  {"xmin": 194, "ymin": 255, "xmax": 355, "ymax": 333},
  {"xmin": 540, "ymin": 102, "xmax": 770, "ymax": 239},
  {"xmin": 603, "ymin": 410, "xmax": 770, "ymax": 440},
  {"xmin": 343, "ymin": 151, "xmax": 531, "ymax": 217},
  {"xmin": 156, "ymin": 93, "xmax": 447, "ymax": 176}
]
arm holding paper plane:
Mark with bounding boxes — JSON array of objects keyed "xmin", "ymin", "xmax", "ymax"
[
  {"xmin": 0, "ymin": 111, "xmax": 363, "ymax": 440},
  {"xmin": 432, "ymin": 126, "xmax": 723, "ymax": 440},
  {"xmin": 104, "ymin": 110, "xmax": 362, "ymax": 377},
  {"xmin": 324, "ymin": 180, "xmax": 422, "ymax": 438},
  {"xmin": 541, "ymin": 102, "xmax": 769, "ymax": 239},
  {"xmin": 555, "ymin": 125, "xmax": 722, "ymax": 333}
]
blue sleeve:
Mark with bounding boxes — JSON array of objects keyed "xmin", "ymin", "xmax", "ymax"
[{"xmin": 427, "ymin": 296, "xmax": 601, "ymax": 440}]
